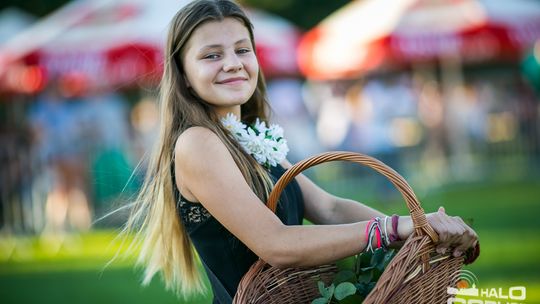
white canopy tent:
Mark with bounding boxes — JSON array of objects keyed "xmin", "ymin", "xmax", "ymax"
[
  {"xmin": 299, "ymin": 0, "xmax": 540, "ymax": 80},
  {"xmin": 0, "ymin": 0, "xmax": 300, "ymax": 93}
]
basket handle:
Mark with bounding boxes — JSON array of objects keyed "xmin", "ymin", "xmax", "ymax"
[{"xmin": 267, "ymin": 151, "xmax": 439, "ymax": 243}]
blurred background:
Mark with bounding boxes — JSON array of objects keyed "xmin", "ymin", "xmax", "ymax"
[{"xmin": 0, "ymin": 0, "xmax": 539, "ymax": 303}]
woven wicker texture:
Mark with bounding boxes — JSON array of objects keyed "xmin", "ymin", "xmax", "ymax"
[{"xmin": 233, "ymin": 151, "xmax": 476, "ymax": 304}]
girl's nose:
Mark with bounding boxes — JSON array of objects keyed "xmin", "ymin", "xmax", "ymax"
[{"xmin": 223, "ymin": 53, "xmax": 243, "ymax": 72}]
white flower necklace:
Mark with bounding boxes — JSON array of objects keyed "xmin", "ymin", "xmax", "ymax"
[{"xmin": 220, "ymin": 113, "xmax": 289, "ymax": 168}]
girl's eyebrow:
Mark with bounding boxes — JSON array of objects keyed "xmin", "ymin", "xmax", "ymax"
[{"xmin": 199, "ymin": 39, "xmax": 250, "ymax": 52}]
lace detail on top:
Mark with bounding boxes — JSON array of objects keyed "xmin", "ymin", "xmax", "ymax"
[
  {"xmin": 171, "ymin": 155, "xmax": 213, "ymax": 227},
  {"xmin": 178, "ymin": 199, "xmax": 212, "ymax": 226}
]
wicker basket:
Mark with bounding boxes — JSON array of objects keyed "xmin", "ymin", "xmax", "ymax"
[{"xmin": 233, "ymin": 151, "xmax": 478, "ymax": 304}]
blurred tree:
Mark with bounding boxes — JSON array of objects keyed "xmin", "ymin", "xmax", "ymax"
[
  {"xmin": 1, "ymin": 0, "xmax": 351, "ymax": 30},
  {"xmin": 0, "ymin": 0, "xmax": 68, "ymax": 17},
  {"xmin": 241, "ymin": 0, "xmax": 350, "ymax": 29}
]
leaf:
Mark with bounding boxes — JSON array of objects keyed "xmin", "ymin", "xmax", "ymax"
[
  {"xmin": 311, "ymin": 297, "xmax": 329, "ymax": 304},
  {"xmin": 371, "ymin": 248, "xmax": 385, "ymax": 265},
  {"xmin": 334, "ymin": 282, "xmax": 357, "ymax": 300},
  {"xmin": 330, "ymin": 249, "xmax": 397, "ymax": 303},
  {"xmin": 358, "ymin": 251, "xmax": 372, "ymax": 269},
  {"xmin": 357, "ymin": 281, "xmax": 378, "ymax": 298},
  {"xmin": 318, "ymin": 281, "xmax": 326, "ymax": 296},
  {"xmin": 326, "ymin": 284, "xmax": 335, "ymax": 299},
  {"xmin": 337, "ymin": 256, "xmax": 356, "ymax": 271},
  {"xmin": 338, "ymin": 294, "xmax": 365, "ymax": 304},
  {"xmin": 355, "ymin": 283, "xmax": 370, "ymax": 297},
  {"xmin": 357, "ymin": 270, "xmax": 373, "ymax": 284},
  {"xmin": 318, "ymin": 281, "xmax": 334, "ymax": 299},
  {"xmin": 382, "ymin": 249, "xmax": 396, "ymax": 266},
  {"xmin": 333, "ymin": 270, "xmax": 357, "ymax": 285},
  {"xmin": 372, "ymin": 268, "xmax": 383, "ymax": 281}
]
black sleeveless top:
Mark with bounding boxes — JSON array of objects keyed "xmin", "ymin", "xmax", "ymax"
[{"xmin": 172, "ymin": 163, "xmax": 305, "ymax": 304}]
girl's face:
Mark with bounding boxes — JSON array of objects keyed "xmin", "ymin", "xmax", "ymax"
[{"xmin": 182, "ymin": 18, "xmax": 259, "ymax": 117}]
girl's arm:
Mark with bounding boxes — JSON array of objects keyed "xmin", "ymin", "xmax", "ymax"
[
  {"xmin": 176, "ymin": 127, "xmax": 476, "ymax": 268},
  {"xmin": 280, "ymin": 159, "xmax": 385, "ymax": 225},
  {"xmin": 176, "ymin": 127, "xmax": 374, "ymax": 268},
  {"xmin": 281, "ymin": 160, "xmax": 477, "ymax": 258}
]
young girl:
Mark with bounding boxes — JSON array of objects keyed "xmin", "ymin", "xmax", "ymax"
[{"xmin": 124, "ymin": 1, "xmax": 478, "ymax": 303}]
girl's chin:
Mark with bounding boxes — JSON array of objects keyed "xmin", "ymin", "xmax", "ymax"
[
  {"xmin": 210, "ymin": 99, "xmax": 249, "ymax": 109},
  {"xmin": 220, "ymin": 96, "xmax": 251, "ymax": 105}
]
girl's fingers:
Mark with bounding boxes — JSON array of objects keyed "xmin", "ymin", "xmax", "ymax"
[
  {"xmin": 429, "ymin": 210, "xmax": 477, "ymax": 256},
  {"xmin": 443, "ymin": 216, "xmax": 464, "ymax": 251},
  {"xmin": 454, "ymin": 216, "xmax": 478, "ymax": 250},
  {"xmin": 437, "ymin": 246, "xmax": 448, "ymax": 254},
  {"xmin": 452, "ymin": 229, "xmax": 470, "ymax": 257},
  {"xmin": 453, "ymin": 216, "xmax": 478, "ymax": 250},
  {"xmin": 447, "ymin": 216, "xmax": 476, "ymax": 256},
  {"xmin": 437, "ymin": 207, "xmax": 460, "ymax": 248},
  {"xmin": 465, "ymin": 226, "xmax": 478, "ymax": 251},
  {"xmin": 429, "ymin": 211, "xmax": 453, "ymax": 253}
]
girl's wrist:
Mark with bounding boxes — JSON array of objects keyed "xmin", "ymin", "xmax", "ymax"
[{"xmin": 397, "ymin": 216, "xmax": 413, "ymax": 240}]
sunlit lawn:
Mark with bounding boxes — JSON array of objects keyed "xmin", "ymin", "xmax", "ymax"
[
  {"xmin": 0, "ymin": 230, "xmax": 211, "ymax": 304},
  {"xmin": 1, "ymin": 178, "xmax": 539, "ymax": 303}
]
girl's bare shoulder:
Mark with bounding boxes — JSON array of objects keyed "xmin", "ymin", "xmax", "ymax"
[
  {"xmin": 176, "ymin": 126, "xmax": 222, "ymax": 154},
  {"xmin": 174, "ymin": 126, "xmax": 230, "ymax": 172}
]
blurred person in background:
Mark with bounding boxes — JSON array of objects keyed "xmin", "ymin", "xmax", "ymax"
[
  {"xmin": 86, "ymin": 90, "xmax": 134, "ymax": 223},
  {"xmin": 0, "ymin": 124, "xmax": 33, "ymax": 233},
  {"xmin": 28, "ymin": 76, "xmax": 91, "ymax": 234},
  {"xmin": 120, "ymin": 1, "xmax": 479, "ymax": 303}
]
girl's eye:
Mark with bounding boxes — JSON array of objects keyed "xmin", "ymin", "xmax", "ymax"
[
  {"xmin": 236, "ymin": 48, "xmax": 251, "ymax": 54},
  {"xmin": 203, "ymin": 53, "xmax": 220, "ymax": 60}
]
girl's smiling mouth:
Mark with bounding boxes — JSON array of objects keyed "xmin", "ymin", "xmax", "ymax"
[{"xmin": 216, "ymin": 77, "xmax": 247, "ymax": 85}]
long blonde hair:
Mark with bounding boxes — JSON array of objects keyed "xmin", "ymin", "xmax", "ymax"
[{"xmin": 122, "ymin": 0, "xmax": 274, "ymax": 298}]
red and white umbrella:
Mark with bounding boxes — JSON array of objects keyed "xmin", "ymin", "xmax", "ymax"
[
  {"xmin": 0, "ymin": 0, "xmax": 300, "ymax": 94},
  {"xmin": 298, "ymin": 0, "xmax": 540, "ymax": 80}
]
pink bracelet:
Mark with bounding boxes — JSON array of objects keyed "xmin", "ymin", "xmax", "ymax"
[
  {"xmin": 375, "ymin": 221, "xmax": 382, "ymax": 248},
  {"xmin": 365, "ymin": 219, "xmax": 374, "ymax": 242},
  {"xmin": 365, "ymin": 217, "xmax": 385, "ymax": 252}
]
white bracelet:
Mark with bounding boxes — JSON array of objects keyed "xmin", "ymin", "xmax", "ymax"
[
  {"xmin": 383, "ymin": 216, "xmax": 390, "ymax": 247},
  {"xmin": 365, "ymin": 220, "xmax": 378, "ymax": 253}
]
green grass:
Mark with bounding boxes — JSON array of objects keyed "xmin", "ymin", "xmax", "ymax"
[
  {"xmin": 0, "ymin": 231, "xmax": 211, "ymax": 304},
  {"xmin": 1, "ymin": 179, "xmax": 539, "ymax": 303},
  {"xmin": 0, "ymin": 269, "xmax": 210, "ymax": 304},
  {"xmin": 0, "ymin": 231, "xmax": 133, "ymax": 273}
]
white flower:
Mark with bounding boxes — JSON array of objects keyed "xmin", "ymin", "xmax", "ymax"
[
  {"xmin": 221, "ymin": 113, "xmax": 247, "ymax": 136},
  {"xmin": 220, "ymin": 113, "xmax": 288, "ymax": 168},
  {"xmin": 253, "ymin": 118, "xmax": 268, "ymax": 135},
  {"xmin": 267, "ymin": 123, "xmax": 284, "ymax": 140}
]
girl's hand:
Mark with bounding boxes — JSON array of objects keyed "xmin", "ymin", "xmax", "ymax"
[
  {"xmin": 427, "ymin": 207, "xmax": 478, "ymax": 257},
  {"xmin": 397, "ymin": 207, "xmax": 478, "ymax": 257}
]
